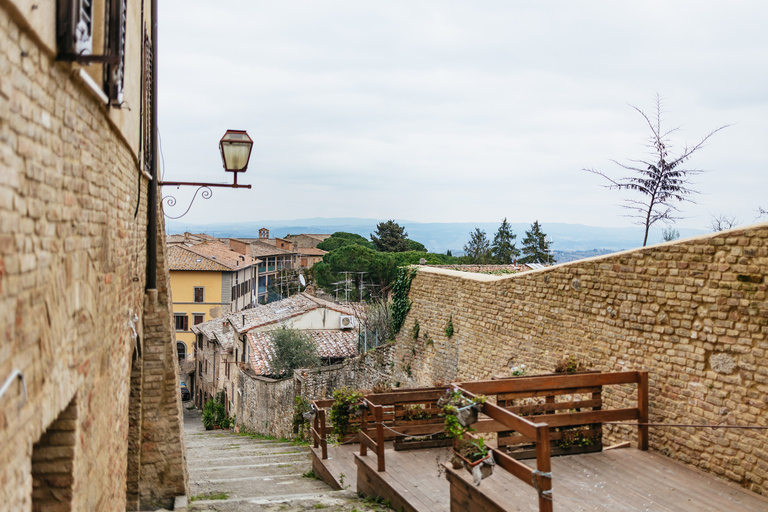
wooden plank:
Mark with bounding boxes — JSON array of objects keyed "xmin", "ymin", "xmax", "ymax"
[
  {"xmin": 457, "ymin": 371, "xmax": 640, "ymax": 395},
  {"xmin": 507, "ymin": 397, "xmax": 602, "ymax": 415},
  {"xmin": 490, "ymin": 448, "xmax": 535, "ymax": 486},
  {"xmin": 444, "ymin": 464, "xmax": 507, "ymax": 512},
  {"xmin": 499, "ymin": 426, "xmax": 602, "ymax": 446},
  {"xmin": 638, "ymin": 371, "xmax": 649, "ymax": 450},
  {"xmin": 537, "ymin": 407, "xmax": 638, "ymax": 428},
  {"xmin": 359, "ymin": 431, "xmax": 377, "ymax": 452},
  {"xmin": 355, "ymin": 454, "xmax": 420, "ymax": 512},
  {"xmin": 473, "ymin": 397, "xmax": 540, "ymax": 438},
  {"xmin": 367, "ymin": 388, "xmax": 447, "ymax": 405},
  {"xmin": 535, "ymin": 425, "xmax": 553, "ymax": 512},
  {"xmin": 498, "ymin": 386, "xmax": 602, "ymax": 401},
  {"xmin": 374, "ymin": 403, "xmax": 385, "ymax": 472},
  {"xmin": 310, "ymin": 448, "xmax": 341, "ymax": 490}
]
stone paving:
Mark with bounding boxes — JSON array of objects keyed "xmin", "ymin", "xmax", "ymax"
[{"xmin": 183, "ymin": 405, "xmax": 390, "ymax": 511}]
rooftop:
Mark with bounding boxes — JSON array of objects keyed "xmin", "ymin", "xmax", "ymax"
[
  {"xmin": 167, "ymin": 241, "xmax": 260, "ymax": 272},
  {"xmin": 247, "ymin": 329, "xmax": 358, "ymax": 376}
]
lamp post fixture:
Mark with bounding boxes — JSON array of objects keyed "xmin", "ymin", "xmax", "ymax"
[{"xmin": 160, "ymin": 129, "xmax": 253, "ymax": 218}]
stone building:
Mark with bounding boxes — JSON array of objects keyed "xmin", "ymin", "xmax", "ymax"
[{"xmin": 0, "ymin": 1, "xmax": 187, "ymax": 510}]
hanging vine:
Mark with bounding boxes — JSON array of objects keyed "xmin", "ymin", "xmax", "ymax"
[{"xmin": 391, "ymin": 266, "xmax": 417, "ymax": 334}]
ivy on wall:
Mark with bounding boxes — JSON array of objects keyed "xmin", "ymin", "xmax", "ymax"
[{"xmin": 391, "ymin": 266, "xmax": 417, "ymax": 334}]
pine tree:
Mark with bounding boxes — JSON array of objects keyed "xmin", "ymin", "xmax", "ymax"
[
  {"xmin": 370, "ymin": 220, "xmax": 409, "ymax": 252},
  {"xmin": 519, "ymin": 221, "xmax": 554, "ymax": 264},
  {"xmin": 491, "ymin": 218, "xmax": 519, "ymax": 264},
  {"xmin": 463, "ymin": 228, "xmax": 491, "ymax": 263}
]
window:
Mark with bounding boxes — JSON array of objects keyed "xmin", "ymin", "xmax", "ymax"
[
  {"xmin": 193, "ymin": 314, "xmax": 204, "ymax": 326},
  {"xmin": 176, "ymin": 342, "xmax": 186, "ymax": 362},
  {"xmin": 194, "ymin": 287, "xmax": 204, "ymax": 303},
  {"xmin": 197, "ymin": 333, "xmax": 203, "ymax": 350},
  {"xmin": 174, "ymin": 314, "xmax": 188, "ymax": 331}
]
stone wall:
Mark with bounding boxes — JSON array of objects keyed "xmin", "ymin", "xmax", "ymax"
[
  {"xmin": 0, "ymin": 4, "xmax": 186, "ymax": 511},
  {"xmin": 237, "ymin": 368, "xmax": 295, "ymax": 439},
  {"xmin": 391, "ymin": 224, "xmax": 768, "ymax": 495}
]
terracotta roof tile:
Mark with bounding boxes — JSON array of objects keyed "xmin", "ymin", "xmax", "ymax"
[
  {"xmin": 167, "ymin": 241, "xmax": 260, "ymax": 271},
  {"xmin": 247, "ymin": 329, "xmax": 358, "ymax": 376},
  {"xmin": 298, "ymin": 247, "xmax": 328, "ymax": 256}
]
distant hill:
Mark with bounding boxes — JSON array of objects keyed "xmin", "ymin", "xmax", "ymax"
[{"xmin": 167, "ymin": 217, "xmax": 706, "ymax": 255}]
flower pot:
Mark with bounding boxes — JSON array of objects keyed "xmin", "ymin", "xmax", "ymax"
[{"xmin": 452, "ymin": 449, "xmax": 495, "ymax": 484}]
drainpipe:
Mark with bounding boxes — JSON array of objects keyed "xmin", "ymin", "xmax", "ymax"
[{"xmin": 146, "ymin": 0, "xmax": 159, "ymax": 290}]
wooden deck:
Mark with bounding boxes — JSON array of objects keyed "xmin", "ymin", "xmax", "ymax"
[{"xmin": 312, "ymin": 443, "xmax": 768, "ymax": 512}]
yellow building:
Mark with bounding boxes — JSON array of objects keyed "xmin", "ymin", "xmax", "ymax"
[{"xmin": 168, "ymin": 241, "xmax": 259, "ymax": 360}]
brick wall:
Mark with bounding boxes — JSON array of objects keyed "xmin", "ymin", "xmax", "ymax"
[
  {"xmin": 391, "ymin": 224, "xmax": 768, "ymax": 495},
  {"xmin": 0, "ymin": 5, "xmax": 186, "ymax": 511}
]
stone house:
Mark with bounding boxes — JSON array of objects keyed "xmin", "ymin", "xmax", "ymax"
[
  {"xmin": 0, "ymin": 0, "xmax": 186, "ymax": 510},
  {"xmin": 191, "ymin": 293, "xmax": 358, "ymax": 417},
  {"xmin": 286, "ymin": 233, "xmax": 333, "ymax": 249},
  {"xmin": 167, "ymin": 240, "xmax": 259, "ymax": 361}
]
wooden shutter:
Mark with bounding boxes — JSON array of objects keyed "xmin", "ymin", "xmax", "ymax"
[
  {"xmin": 140, "ymin": 31, "xmax": 153, "ymax": 171},
  {"xmin": 57, "ymin": 0, "xmax": 94, "ymax": 56}
]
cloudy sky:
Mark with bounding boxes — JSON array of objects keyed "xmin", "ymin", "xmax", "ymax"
[{"xmin": 159, "ymin": 1, "xmax": 767, "ymax": 230}]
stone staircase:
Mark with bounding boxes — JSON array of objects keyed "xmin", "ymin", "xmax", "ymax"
[{"xmin": 183, "ymin": 407, "xmax": 384, "ymax": 511}]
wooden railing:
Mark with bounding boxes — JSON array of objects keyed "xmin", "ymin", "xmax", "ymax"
[
  {"xmin": 358, "ymin": 398, "xmax": 385, "ymax": 471},
  {"xmin": 310, "ymin": 399, "xmax": 332, "ymax": 460}
]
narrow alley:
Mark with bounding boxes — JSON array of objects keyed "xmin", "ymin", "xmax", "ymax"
[{"xmin": 183, "ymin": 406, "xmax": 390, "ymax": 511}]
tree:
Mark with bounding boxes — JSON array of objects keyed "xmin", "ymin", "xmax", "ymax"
[
  {"xmin": 406, "ymin": 239, "xmax": 427, "ymax": 252},
  {"xmin": 463, "ymin": 228, "xmax": 491, "ymax": 263},
  {"xmin": 317, "ymin": 232, "xmax": 374, "ymax": 251},
  {"xmin": 491, "ymin": 218, "xmax": 519, "ymax": 264},
  {"xmin": 370, "ymin": 220, "xmax": 409, "ymax": 252},
  {"xmin": 519, "ymin": 221, "xmax": 553, "ymax": 264},
  {"xmin": 584, "ymin": 94, "xmax": 729, "ymax": 246},
  {"xmin": 709, "ymin": 213, "xmax": 739, "ymax": 232},
  {"xmin": 661, "ymin": 227, "xmax": 680, "ymax": 242},
  {"xmin": 269, "ymin": 325, "xmax": 319, "ymax": 377}
]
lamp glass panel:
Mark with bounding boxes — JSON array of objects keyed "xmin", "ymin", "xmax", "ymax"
[{"xmin": 221, "ymin": 142, "xmax": 252, "ymax": 171}]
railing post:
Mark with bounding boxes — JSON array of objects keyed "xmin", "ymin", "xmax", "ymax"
[
  {"xmin": 319, "ymin": 409, "xmax": 328, "ymax": 460},
  {"xmin": 360, "ymin": 401, "xmax": 368, "ymax": 457},
  {"xmin": 313, "ymin": 407, "xmax": 319, "ymax": 449},
  {"xmin": 535, "ymin": 425, "xmax": 553, "ymax": 512},
  {"xmin": 638, "ymin": 371, "xmax": 649, "ymax": 451},
  {"xmin": 374, "ymin": 404, "xmax": 385, "ymax": 472}
]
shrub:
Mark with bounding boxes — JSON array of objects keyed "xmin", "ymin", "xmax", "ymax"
[{"xmin": 270, "ymin": 325, "xmax": 320, "ymax": 377}]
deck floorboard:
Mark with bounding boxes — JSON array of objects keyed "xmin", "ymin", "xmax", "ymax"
[{"xmin": 313, "ymin": 444, "xmax": 768, "ymax": 512}]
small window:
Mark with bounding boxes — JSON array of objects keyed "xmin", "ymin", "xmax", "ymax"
[
  {"xmin": 197, "ymin": 333, "xmax": 203, "ymax": 349},
  {"xmin": 176, "ymin": 342, "xmax": 186, "ymax": 362},
  {"xmin": 193, "ymin": 314, "xmax": 204, "ymax": 326},
  {"xmin": 194, "ymin": 287, "xmax": 204, "ymax": 303},
  {"xmin": 174, "ymin": 314, "xmax": 188, "ymax": 331}
]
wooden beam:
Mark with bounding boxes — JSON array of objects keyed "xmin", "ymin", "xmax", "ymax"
[
  {"xmin": 535, "ymin": 425, "xmax": 553, "ymax": 512},
  {"xmin": 461, "ymin": 389, "xmax": 541, "ymax": 439},
  {"xmin": 638, "ymin": 371, "xmax": 649, "ymax": 450},
  {"xmin": 374, "ymin": 403, "xmax": 385, "ymax": 472},
  {"xmin": 490, "ymin": 448, "xmax": 535, "ymax": 486},
  {"xmin": 457, "ymin": 371, "xmax": 640, "ymax": 395}
]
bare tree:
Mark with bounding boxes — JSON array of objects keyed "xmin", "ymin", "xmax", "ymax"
[
  {"xmin": 584, "ymin": 95, "xmax": 729, "ymax": 246},
  {"xmin": 709, "ymin": 213, "xmax": 739, "ymax": 232}
]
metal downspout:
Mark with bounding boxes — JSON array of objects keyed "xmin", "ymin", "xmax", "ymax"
[{"xmin": 146, "ymin": 0, "xmax": 158, "ymax": 290}]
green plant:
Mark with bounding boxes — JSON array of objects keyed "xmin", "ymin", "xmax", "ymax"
[
  {"xmin": 202, "ymin": 401, "xmax": 215, "ymax": 430},
  {"xmin": 411, "ymin": 320, "xmax": 420, "ymax": 340},
  {"xmin": 202, "ymin": 395, "xmax": 226, "ymax": 430},
  {"xmin": 270, "ymin": 325, "xmax": 320, "ymax": 377},
  {"xmin": 329, "ymin": 387, "xmax": 364, "ymax": 442},
  {"xmin": 293, "ymin": 396, "xmax": 312, "ymax": 440},
  {"xmin": 339, "ymin": 472, "xmax": 346, "ymax": 488},
  {"xmin": 190, "ymin": 491, "xmax": 228, "ymax": 501},
  {"xmin": 510, "ymin": 364, "xmax": 527, "ymax": 376},
  {"xmin": 391, "ymin": 266, "xmax": 417, "ymax": 333},
  {"xmin": 444, "ymin": 315, "xmax": 454, "ymax": 337},
  {"xmin": 403, "ymin": 363, "xmax": 412, "ymax": 377},
  {"xmin": 303, "ymin": 469, "xmax": 319, "ymax": 479},
  {"xmin": 423, "ymin": 331, "xmax": 433, "ymax": 346},
  {"xmin": 555, "ymin": 355, "xmax": 585, "ymax": 373},
  {"xmin": 402, "ymin": 404, "xmax": 431, "ymax": 421}
]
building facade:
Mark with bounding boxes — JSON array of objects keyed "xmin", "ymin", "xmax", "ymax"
[
  {"xmin": 0, "ymin": 1, "xmax": 187, "ymax": 510},
  {"xmin": 168, "ymin": 241, "xmax": 259, "ymax": 361}
]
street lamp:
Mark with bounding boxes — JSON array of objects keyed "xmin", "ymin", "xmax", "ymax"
[{"xmin": 160, "ymin": 129, "xmax": 253, "ymax": 218}]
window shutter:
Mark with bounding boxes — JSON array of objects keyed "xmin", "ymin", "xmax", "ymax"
[
  {"xmin": 140, "ymin": 31, "xmax": 153, "ymax": 171},
  {"xmin": 106, "ymin": 0, "xmax": 127, "ymax": 105},
  {"xmin": 57, "ymin": 0, "xmax": 94, "ymax": 57},
  {"xmin": 183, "ymin": 315, "xmax": 189, "ymax": 331}
]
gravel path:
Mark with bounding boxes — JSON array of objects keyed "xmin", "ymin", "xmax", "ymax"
[{"xmin": 183, "ymin": 405, "xmax": 391, "ymax": 511}]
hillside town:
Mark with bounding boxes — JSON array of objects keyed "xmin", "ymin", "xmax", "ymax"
[{"xmin": 2, "ymin": 1, "xmax": 767, "ymax": 512}]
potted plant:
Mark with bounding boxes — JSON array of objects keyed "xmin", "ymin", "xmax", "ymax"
[
  {"xmin": 329, "ymin": 387, "xmax": 364, "ymax": 444},
  {"xmin": 439, "ymin": 388, "xmax": 494, "ymax": 483}
]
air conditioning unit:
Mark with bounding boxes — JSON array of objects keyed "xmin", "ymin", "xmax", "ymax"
[{"xmin": 339, "ymin": 315, "xmax": 355, "ymax": 330}]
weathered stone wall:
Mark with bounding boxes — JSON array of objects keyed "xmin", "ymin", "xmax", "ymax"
[
  {"xmin": 392, "ymin": 224, "xmax": 768, "ymax": 495},
  {"xmin": 237, "ymin": 368, "xmax": 295, "ymax": 439},
  {"xmin": 297, "ymin": 344, "xmax": 396, "ymax": 399},
  {"xmin": 0, "ymin": 5, "xmax": 186, "ymax": 511}
]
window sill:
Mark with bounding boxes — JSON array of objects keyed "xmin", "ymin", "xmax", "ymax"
[{"xmin": 73, "ymin": 68, "xmax": 109, "ymax": 105}]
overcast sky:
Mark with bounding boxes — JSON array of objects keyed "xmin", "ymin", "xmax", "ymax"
[{"xmin": 159, "ymin": 1, "xmax": 767, "ymax": 230}]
